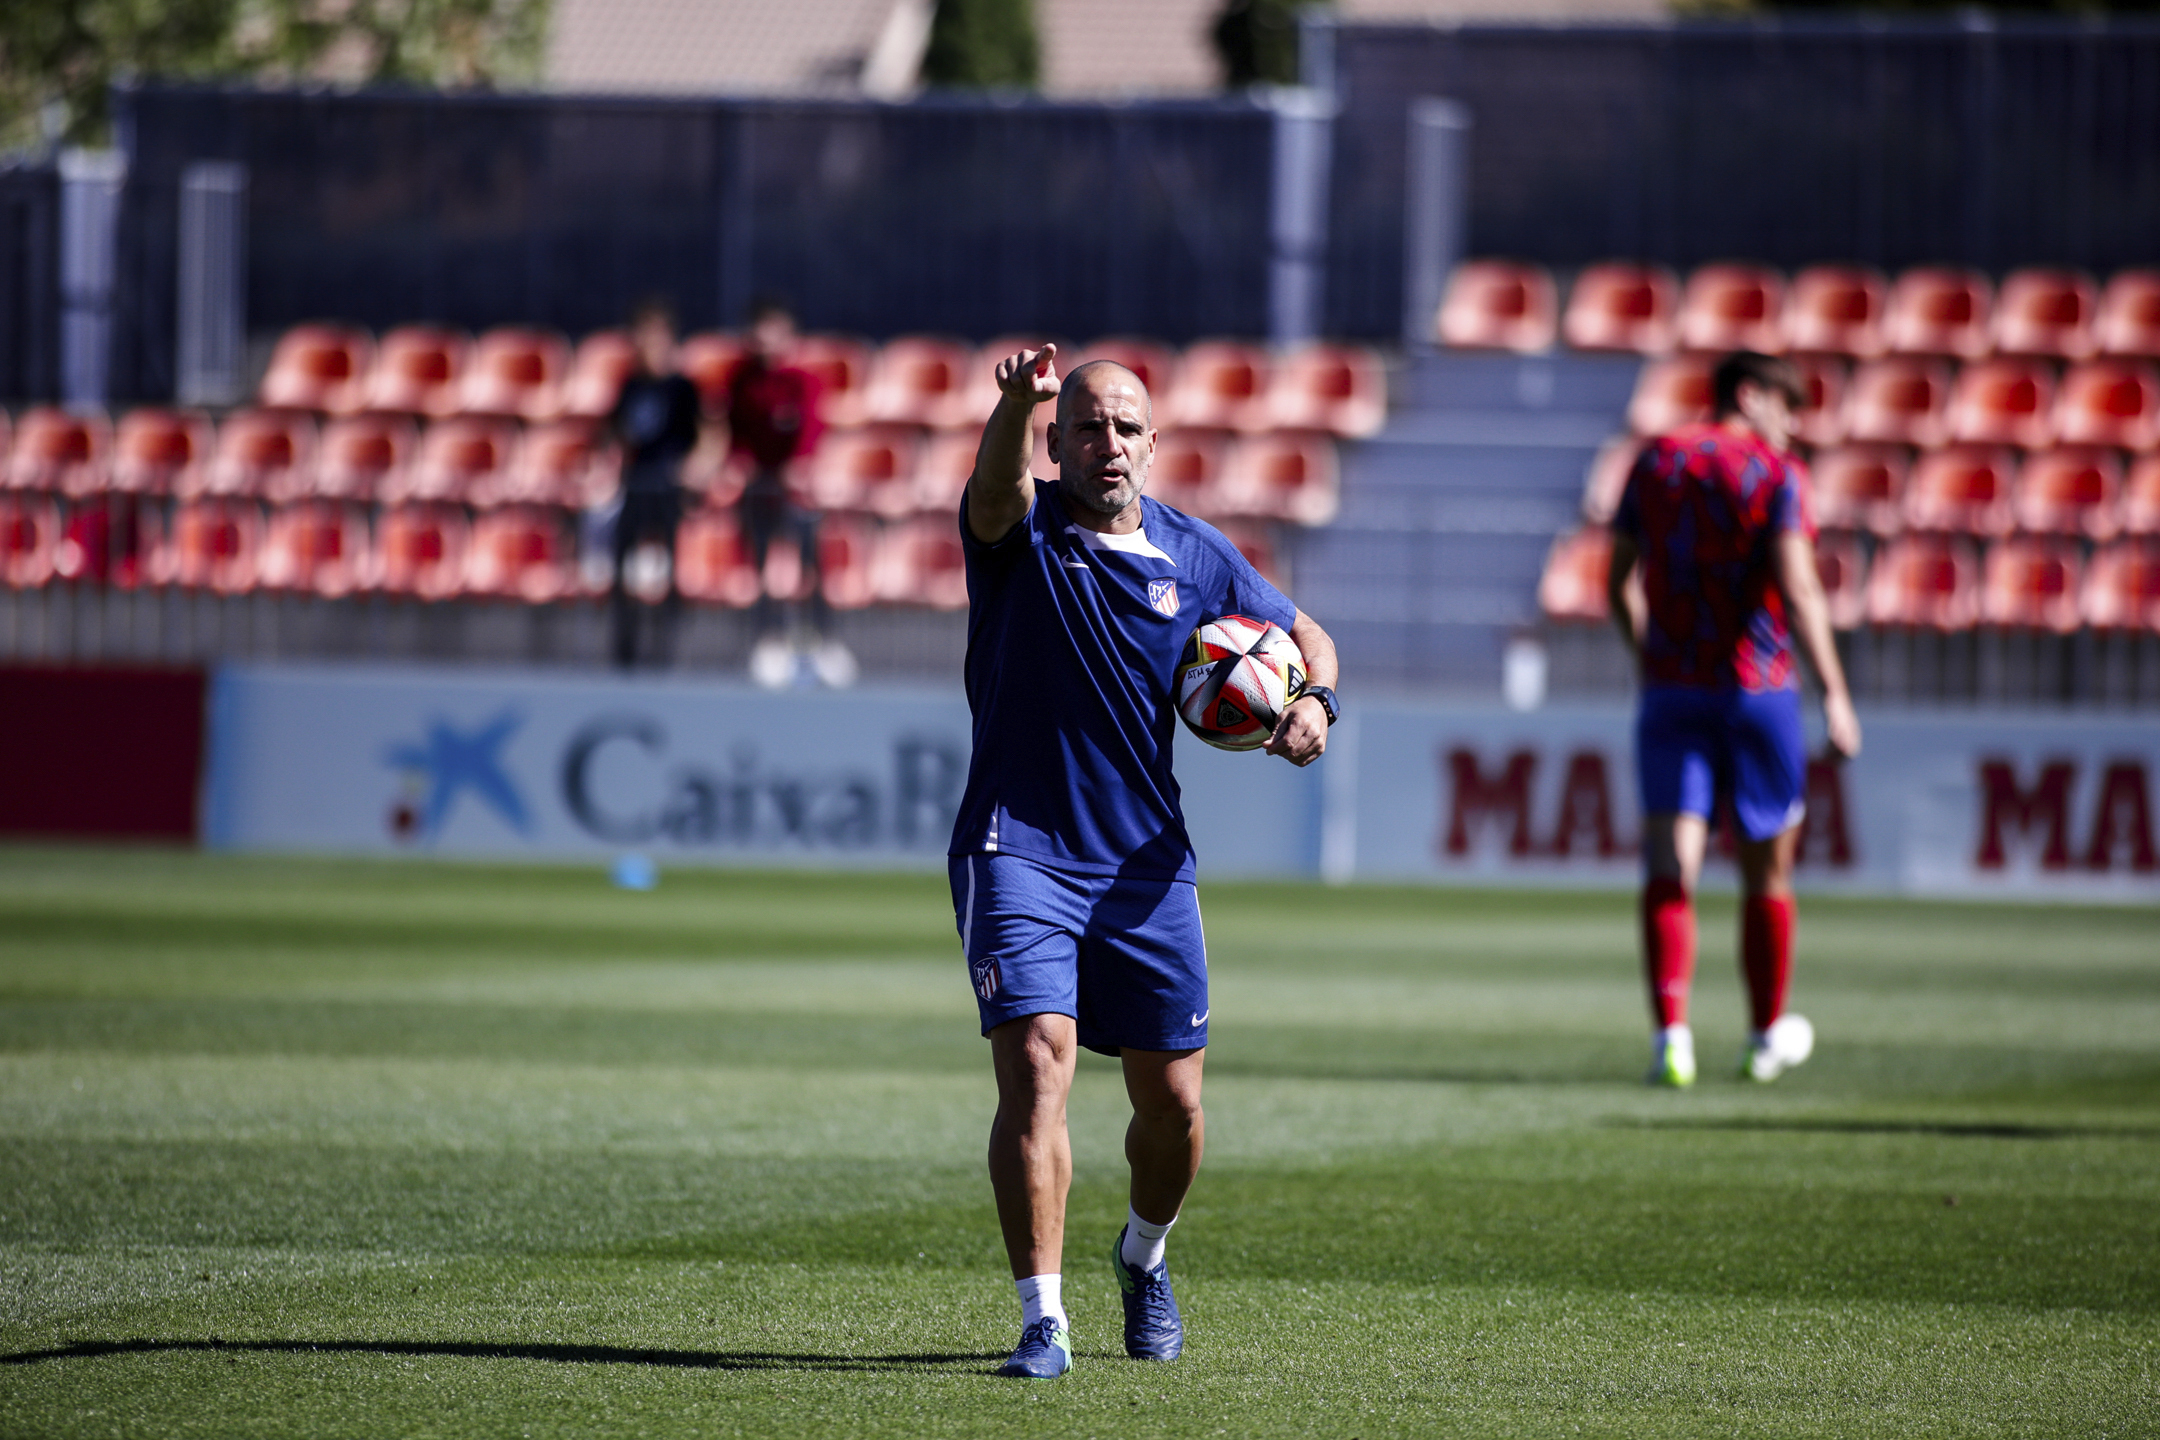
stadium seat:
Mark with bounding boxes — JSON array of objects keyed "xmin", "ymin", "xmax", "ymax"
[
  {"xmin": 1212, "ymin": 521, "xmax": 1287, "ymax": 592},
  {"xmin": 2052, "ymin": 359, "xmax": 2160, "ymax": 452},
  {"xmin": 1436, "ymin": 260, "xmax": 1558, "ymax": 352},
  {"xmin": 461, "ymin": 327, "xmax": 569, "ymax": 421},
  {"xmin": 375, "ymin": 503, "xmax": 472, "ymax": 600},
  {"xmin": 2014, "ymin": 448, "xmax": 2122, "ymax": 541},
  {"xmin": 1677, "ymin": 263, "xmax": 1787, "ymax": 354},
  {"xmin": 198, "ymin": 409, "xmax": 318, "ymax": 501},
  {"xmin": 1212, "ymin": 430, "xmax": 1341, "ymax": 526},
  {"xmin": 53, "ymin": 496, "xmax": 153, "ymax": 588},
  {"xmin": 1812, "ymin": 531, "xmax": 1868, "ymax": 630},
  {"xmin": 1946, "ymin": 357, "xmax": 2058, "ymax": 449},
  {"xmin": 111, "ymin": 409, "xmax": 212, "ymax": 497},
  {"xmin": 805, "ymin": 424, "xmax": 925, "ymax": 517},
  {"xmin": 1882, "ymin": 267, "xmax": 1993, "ymax": 358},
  {"xmin": 677, "ymin": 332, "xmax": 747, "ymax": 411},
  {"xmin": 792, "ymin": 335, "xmax": 874, "ymax": 429},
  {"xmin": 561, "ymin": 330, "xmax": 640, "ymax": 420},
  {"xmin": 1560, "ymin": 262, "xmax": 1679, "ymax": 354},
  {"xmin": 258, "ymin": 501, "xmax": 372, "ymax": 598},
  {"xmin": 387, "ymin": 416, "xmax": 517, "ymax": 505},
  {"xmin": 0, "ymin": 411, "xmax": 10, "ymax": 476},
  {"xmin": 1993, "ymin": 268, "xmax": 2098, "ymax": 361},
  {"xmin": 1904, "ymin": 444, "xmax": 2017, "ymax": 537},
  {"xmin": 674, "ymin": 507, "xmax": 762, "ymax": 607},
  {"xmin": 813, "ymin": 513, "xmax": 879, "ymax": 610},
  {"xmin": 1808, "ymin": 443, "xmax": 1910, "ymax": 535},
  {"xmin": 480, "ymin": 418, "xmax": 617, "ymax": 510},
  {"xmin": 1579, "ymin": 434, "xmax": 1645, "ymax": 525},
  {"xmin": 1537, "ymin": 526, "xmax": 1613, "ymax": 622},
  {"xmin": 2124, "ymin": 454, "xmax": 2160, "ymax": 537},
  {"xmin": 2095, "ymin": 269, "xmax": 2160, "ymax": 359},
  {"xmin": 1144, "ymin": 429, "xmax": 1228, "ymax": 516},
  {"xmin": 1268, "ymin": 343, "xmax": 1388, "ymax": 439},
  {"xmin": 1864, "ymin": 533, "xmax": 1981, "ymax": 629},
  {"xmin": 314, "ymin": 414, "xmax": 415, "ymax": 502},
  {"xmin": 957, "ymin": 336, "xmax": 1066, "ymax": 426},
  {"xmin": 159, "ymin": 498, "xmax": 264, "ymax": 594},
  {"xmin": 864, "ymin": 336, "xmax": 978, "ymax": 430},
  {"xmin": 1071, "ymin": 338, "xmax": 1179, "ymax": 400},
  {"xmin": 364, "ymin": 325, "xmax": 470, "ymax": 417},
  {"xmin": 0, "ymin": 493, "xmax": 60, "ymax": 588},
  {"xmin": 1626, "ymin": 354, "xmax": 1714, "ymax": 435},
  {"xmin": 913, "ymin": 430, "xmax": 978, "ymax": 516},
  {"xmin": 257, "ymin": 324, "xmax": 375, "ymax": 414},
  {"xmin": 1842, "ymin": 356, "xmax": 1954, "ymax": 448},
  {"xmin": 1165, "ymin": 341, "xmax": 1273, "ymax": 432},
  {"xmin": 1789, "ymin": 353, "xmax": 1850, "ymax": 448},
  {"xmin": 465, "ymin": 505, "xmax": 576, "ymax": 603},
  {"xmin": 873, "ymin": 516, "xmax": 969, "ymax": 609},
  {"xmin": 3, "ymin": 407, "xmax": 110, "ymax": 495},
  {"xmin": 1980, "ymin": 536, "xmax": 2084, "ymax": 633},
  {"xmin": 2082, "ymin": 540, "xmax": 2160, "ymax": 632},
  {"xmin": 1783, "ymin": 265, "xmax": 1888, "ymax": 358}
]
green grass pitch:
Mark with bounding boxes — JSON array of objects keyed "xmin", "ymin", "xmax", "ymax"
[{"xmin": 0, "ymin": 847, "xmax": 2154, "ymax": 1438}]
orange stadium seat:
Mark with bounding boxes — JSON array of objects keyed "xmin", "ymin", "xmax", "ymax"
[
  {"xmin": 1842, "ymin": 356, "xmax": 1953, "ymax": 448},
  {"xmin": 1993, "ymin": 268, "xmax": 2098, "ymax": 361},
  {"xmin": 1579, "ymin": 434, "xmax": 1645, "ymax": 526},
  {"xmin": 1626, "ymin": 354, "xmax": 1714, "ymax": 435},
  {"xmin": 159, "ymin": 498, "xmax": 264, "ymax": 594},
  {"xmin": 1269, "ymin": 344, "xmax": 1387, "ymax": 439},
  {"xmin": 2125, "ymin": 454, "xmax": 2160, "ymax": 537},
  {"xmin": 1946, "ymin": 357, "xmax": 2058, "ymax": 449},
  {"xmin": 1143, "ymin": 429, "xmax": 1227, "ymax": 516},
  {"xmin": 874, "ymin": 516, "xmax": 969, "ymax": 609},
  {"xmin": 1812, "ymin": 531, "xmax": 1868, "ymax": 630},
  {"xmin": 1980, "ymin": 537, "xmax": 2084, "ymax": 633},
  {"xmin": 914, "ymin": 431, "xmax": 979, "ymax": 517},
  {"xmin": 1904, "ymin": 444, "xmax": 2017, "ymax": 537},
  {"xmin": 677, "ymin": 332, "xmax": 747, "ymax": 412},
  {"xmin": 364, "ymin": 326, "xmax": 470, "ymax": 417},
  {"xmin": 258, "ymin": 324, "xmax": 375, "ymax": 414},
  {"xmin": 2052, "ymin": 359, "xmax": 2160, "ymax": 452},
  {"xmin": 2082, "ymin": 541, "xmax": 2160, "ymax": 632},
  {"xmin": 0, "ymin": 494, "xmax": 60, "ymax": 588},
  {"xmin": 465, "ymin": 505, "xmax": 575, "ymax": 603},
  {"xmin": 864, "ymin": 336, "xmax": 978, "ymax": 430},
  {"xmin": 461, "ymin": 327, "xmax": 569, "ymax": 421},
  {"xmin": 258, "ymin": 501, "xmax": 372, "ymax": 598},
  {"xmin": 1538, "ymin": 526, "xmax": 1613, "ymax": 622},
  {"xmin": 1677, "ymin": 263, "xmax": 1786, "ymax": 354},
  {"xmin": 1783, "ymin": 265, "xmax": 1888, "ymax": 358},
  {"xmin": 674, "ymin": 507, "xmax": 762, "ymax": 607},
  {"xmin": 561, "ymin": 330, "xmax": 640, "ymax": 420},
  {"xmin": 1864, "ymin": 534, "xmax": 1981, "ymax": 629},
  {"xmin": 792, "ymin": 335, "xmax": 874, "ymax": 429},
  {"xmin": 388, "ymin": 417, "xmax": 516, "ymax": 505},
  {"xmin": 1436, "ymin": 260, "xmax": 1558, "ymax": 352},
  {"xmin": 198, "ymin": 409, "xmax": 317, "ymax": 501},
  {"xmin": 375, "ymin": 504, "xmax": 471, "ymax": 600},
  {"xmin": 1561, "ymin": 262, "xmax": 1679, "ymax": 354},
  {"xmin": 1808, "ymin": 443, "xmax": 1910, "ymax": 535},
  {"xmin": 314, "ymin": 414, "xmax": 415, "ymax": 502},
  {"xmin": 1883, "ymin": 267, "xmax": 1993, "ymax": 359},
  {"xmin": 806, "ymin": 424, "xmax": 925, "ymax": 517},
  {"xmin": 1212, "ymin": 430, "xmax": 1340, "ymax": 526},
  {"xmin": 1789, "ymin": 353, "xmax": 1849, "ymax": 448},
  {"xmin": 1071, "ymin": 338, "xmax": 1179, "ymax": 400},
  {"xmin": 2014, "ymin": 448, "xmax": 2122, "ymax": 541},
  {"xmin": 2095, "ymin": 270, "xmax": 2160, "ymax": 359},
  {"xmin": 482, "ymin": 417, "xmax": 617, "ymax": 511},
  {"xmin": 111, "ymin": 409, "xmax": 211, "ymax": 497},
  {"xmin": 1165, "ymin": 342, "xmax": 1273, "ymax": 432},
  {"xmin": 4, "ymin": 407, "xmax": 110, "ymax": 495}
]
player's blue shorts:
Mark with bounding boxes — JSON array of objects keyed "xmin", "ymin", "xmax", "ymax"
[
  {"xmin": 1636, "ymin": 684, "xmax": 1807, "ymax": 843},
  {"xmin": 948, "ymin": 853, "xmax": 1208, "ymax": 1057}
]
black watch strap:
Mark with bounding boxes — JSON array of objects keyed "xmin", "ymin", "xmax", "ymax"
[{"xmin": 1298, "ymin": 684, "xmax": 1339, "ymax": 725}]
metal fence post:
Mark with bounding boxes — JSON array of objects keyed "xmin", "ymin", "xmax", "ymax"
[
  {"xmin": 177, "ymin": 161, "xmax": 248, "ymax": 408},
  {"xmin": 59, "ymin": 148, "xmax": 126, "ymax": 411},
  {"xmin": 1401, "ymin": 98, "xmax": 1469, "ymax": 354},
  {"xmin": 1269, "ymin": 87, "xmax": 1336, "ymax": 348}
]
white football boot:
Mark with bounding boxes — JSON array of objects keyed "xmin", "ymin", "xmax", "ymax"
[
  {"xmin": 1741, "ymin": 1013, "xmax": 1815, "ymax": 1082},
  {"xmin": 749, "ymin": 635, "xmax": 796, "ymax": 690},
  {"xmin": 1647, "ymin": 1024, "xmax": 1696, "ymax": 1088}
]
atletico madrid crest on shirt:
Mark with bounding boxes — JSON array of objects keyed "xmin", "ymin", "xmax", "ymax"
[{"xmin": 1147, "ymin": 578, "xmax": 1180, "ymax": 616}]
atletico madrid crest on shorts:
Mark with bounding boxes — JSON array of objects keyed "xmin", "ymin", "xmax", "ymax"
[{"xmin": 1148, "ymin": 578, "xmax": 1180, "ymax": 616}]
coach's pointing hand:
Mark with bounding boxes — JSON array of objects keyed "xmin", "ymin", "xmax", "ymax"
[{"xmin": 996, "ymin": 344, "xmax": 1061, "ymax": 406}]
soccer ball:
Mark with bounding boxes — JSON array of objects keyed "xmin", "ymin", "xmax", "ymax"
[{"xmin": 1175, "ymin": 615, "xmax": 1308, "ymax": 751}]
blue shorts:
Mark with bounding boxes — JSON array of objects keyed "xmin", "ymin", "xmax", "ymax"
[
  {"xmin": 1636, "ymin": 685, "xmax": 1807, "ymax": 844},
  {"xmin": 948, "ymin": 853, "xmax": 1209, "ymax": 1056}
]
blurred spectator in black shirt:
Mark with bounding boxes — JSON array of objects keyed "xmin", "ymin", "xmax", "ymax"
[{"xmin": 607, "ymin": 301, "xmax": 702, "ymax": 669}]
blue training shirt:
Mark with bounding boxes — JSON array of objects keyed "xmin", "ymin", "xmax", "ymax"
[{"xmin": 949, "ymin": 479, "xmax": 1297, "ymax": 882}]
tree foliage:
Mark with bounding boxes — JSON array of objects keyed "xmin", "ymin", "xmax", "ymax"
[
  {"xmin": 1212, "ymin": 0, "xmax": 1331, "ymax": 90},
  {"xmin": 919, "ymin": 0, "xmax": 1038, "ymax": 91}
]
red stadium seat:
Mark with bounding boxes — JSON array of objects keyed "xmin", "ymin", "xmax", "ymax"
[
  {"xmin": 675, "ymin": 507, "xmax": 762, "ymax": 607},
  {"xmin": 1538, "ymin": 526, "xmax": 1613, "ymax": 622},
  {"xmin": 1626, "ymin": 354, "xmax": 1714, "ymax": 435},
  {"xmin": 677, "ymin": 332, "xmax": 747, "ymax": 412},
  {"xmin": 874, "ymin": 516, "xmax": 969, "ymax": 609},
  {"xmin": 2014, "ymin": 448, "xmax": 2122, "ymax": 541},
  {"xmin": 1808, "ymin": 443, "xmax": 1910, "ymax": 536},
  {"xmin": 1812, "ymin": 531, "xmax": 1868, "ymax": 630},
  {"xmin": 2052, "ymin": 359, "xmax": 2160, "ymax": 452},
  {"xmin": 364, "ymin": 326, "xmax": 470, "ymax": 417},
  {"xmin": 461, "ymin": 327, "xmax": 569, "ymax": 421},
  {"xmin": 1561, "ymin": 262, "xmax": 1679, "ymax": 354},
  {"xmin": 466, "ymin": 505, "xmax": 575, "ymax": 603},
  {"xmin": 2082, "ymin": 541, "xmax": 2160, "ymax": 632},
  {"xmin": 375, "ymin": 503, "xmax": 472, "ymax": 600},
  {"xmin": 1981, "ymin": 536, "xmax": 2084, "ymax": 633},
  {"xmin": 1580, "ymin": 433, "xmax": 1645, "ymax": 526},
  {"xmin": 0, "ymin": 494, "xmax": 60, "ymax": 588},
  {"xmin": 54, "ymin": 496, "xmax": 155, "ymax": 588},
  {"xmin": 864, "ymin": 336, "xmax": 978, "ymax": 430},
  {"xmin": 1269, "ymin": 344, "xmax": 1387, "ymax": 439},
  {"xmin": 1904, "ymin": 444, "xmax": 2017, "ymax": 537},
  {"xmin": 814, "ymin": 513, "xmax": 879, "ymax": 610},
  {"xmin": 1213, "ymin": 521, "xmax": 1287, "ymax": 592},
  {"xmin": 111, "ymin": 409, "xmax": 211, "ymax": 497},
  {"xmin": 561, "ymin": 330, "xmax": 641, "ymax": 420},
  {"xmin": 4, "ymin": 407, "xmax": 110, "ymax": 495},
  {"xmin": 199, "ymin": 409, "xmax": 317, "ymax": 501},
  {"xmin": 1864, "ymin": 534, "xmax": 1981, "ymax": 630},
  {"xmin": 792, "ymin": 335, "xmax": 874, "ymax": 429},
  {"xmin": 1946, "ymin": 357, "xmax": 2058, "ymax": 449},
  {"xmin": 388, "ymin": 417, "xmax": 517, "ymax": 505},
  {"xmin": 1883, "ymin": 267, "xmax": 1993, "ymax": 359},
  {"xmin": 957, "ymin": 336, "xmax": 1067, "ymax": 427},
  {"xmin": 1783, "ymin": 265, "xmax": 1888, "ymax": 358},
  {"xmin": 1789, "ymin": 353, "xmax": 1850, "ymax": 448},
  {"xmin": 1212, "ymin": 430, "xmax": 1340, "ymax": 526},
  {"xmin": 2095, "ymin": 270, "xmax": 2160, "ymax": 360},
  {"xmin": 914, "ymin": 431, "xmax": 979, "ymax": 517},
  {"xmin": 1677, "ymin": 263, "xmax": 1786, "ymax": 354},
  {"xmin": 314, "ymin": 414, "xmax": 415, "ymax": 502},
  {"xmin": 1165, "ymin": 342, "xmax": 1273, "ymax": 433},
  {"xmin": 1071, "ymin": 338, "xmax": 1179, "ymax": 400},
  {"xmin": 1842, "ymin": 356, "xmax": 1953, "ymax": 448},
  {"xmin": 159, "ymin": 498, "xmax": 264, "ymax": 594},
  {"xmin": 1144, "ymin": 429, "xmax": 1228, "ymax": 516},
  {"xmin": 2125, "ymin": 454, "xmax": 2160, "ymax": 537},
  {"xmin": 259, "ymin": 501, "xmax": 372, "ymax": 598},
  {"xmin": 805, "ymin": 424, "xmax": 925, "ymax": 517},
  {"xmin": 479, "ymin": 418, "xmax": 617, "ymax": 510},
  {"xmin": 258, "ymin": 324, "xmax": 375, "ymax": 414},
  {"xmin": 1993, "ymin": 268, "xmax": 2098, "ymax": 361},
  {"xmin": 1436, "ymin": 260, "xmax": 1558, "ymax": 353}
]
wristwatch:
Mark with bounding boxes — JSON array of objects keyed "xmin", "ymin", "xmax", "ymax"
[{"xmin": 1295, "ymin": 684, "xmax": 1339, "ymax": 725}]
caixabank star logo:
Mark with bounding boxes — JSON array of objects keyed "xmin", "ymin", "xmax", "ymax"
[{"xmin": 383, "ymin": 711, "xmax": 532, "ymax": 844}]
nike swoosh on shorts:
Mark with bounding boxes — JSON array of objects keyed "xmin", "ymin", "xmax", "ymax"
[{"xmin": 1190, "ymin": 1010, "xmax": 1208, "ymax": 1027}]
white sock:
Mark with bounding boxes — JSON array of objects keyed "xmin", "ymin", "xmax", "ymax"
[
  {"xmin": 1015, "ymin": 1273, "xmax": 1064, "ymax": 1330},
  {"xmin": 1120, "ymin": 1205, "xmax": 1176, "ymax": 1273}
]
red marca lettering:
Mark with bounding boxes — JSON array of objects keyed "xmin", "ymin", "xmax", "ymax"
[
  {"xmin": 2085, "ymin": 760, "xmax": 2158, "ymax": 873},
  {"xmin": 1548, "ymin": 750, "xmax": 1624, "ymax": 858},
  {"xmin": 1795, "ymin": 759, "xmax": 1854, "ymax": 868},
  {"xmin": 1974, "ymin": 758, "xmax": 2076, "ymax": 870},
  {"xmin": 1442, "ymin": 747, "xmax": 1536, "ymax": 857}
]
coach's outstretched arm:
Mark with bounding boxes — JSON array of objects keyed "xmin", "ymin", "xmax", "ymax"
[
  {"xmin": 968, "ymin": 345, "xmax": 1061, "ymax": 544},
  {"xmin": 1774, "ymin": 532, "xmax": 1863, "ymax": 759}
]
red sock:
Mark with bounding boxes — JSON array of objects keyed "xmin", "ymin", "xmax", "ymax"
[
  {"xmin": 1641, "ymin": 877, "xmax": 1695, "ymax": 1028},
  {"xmin": 1741, "ymin": 893, "xmax": 1796, "ymax": 1032}
]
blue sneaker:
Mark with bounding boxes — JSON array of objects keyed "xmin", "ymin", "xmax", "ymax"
[
  {"xmin": 995, "ymin": 1316, "xmax": 1071, "ymax": 1379},
  {"xmin": 1111, "ymin": 1225, "xmax": 1184, "ymax": 1360}
]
